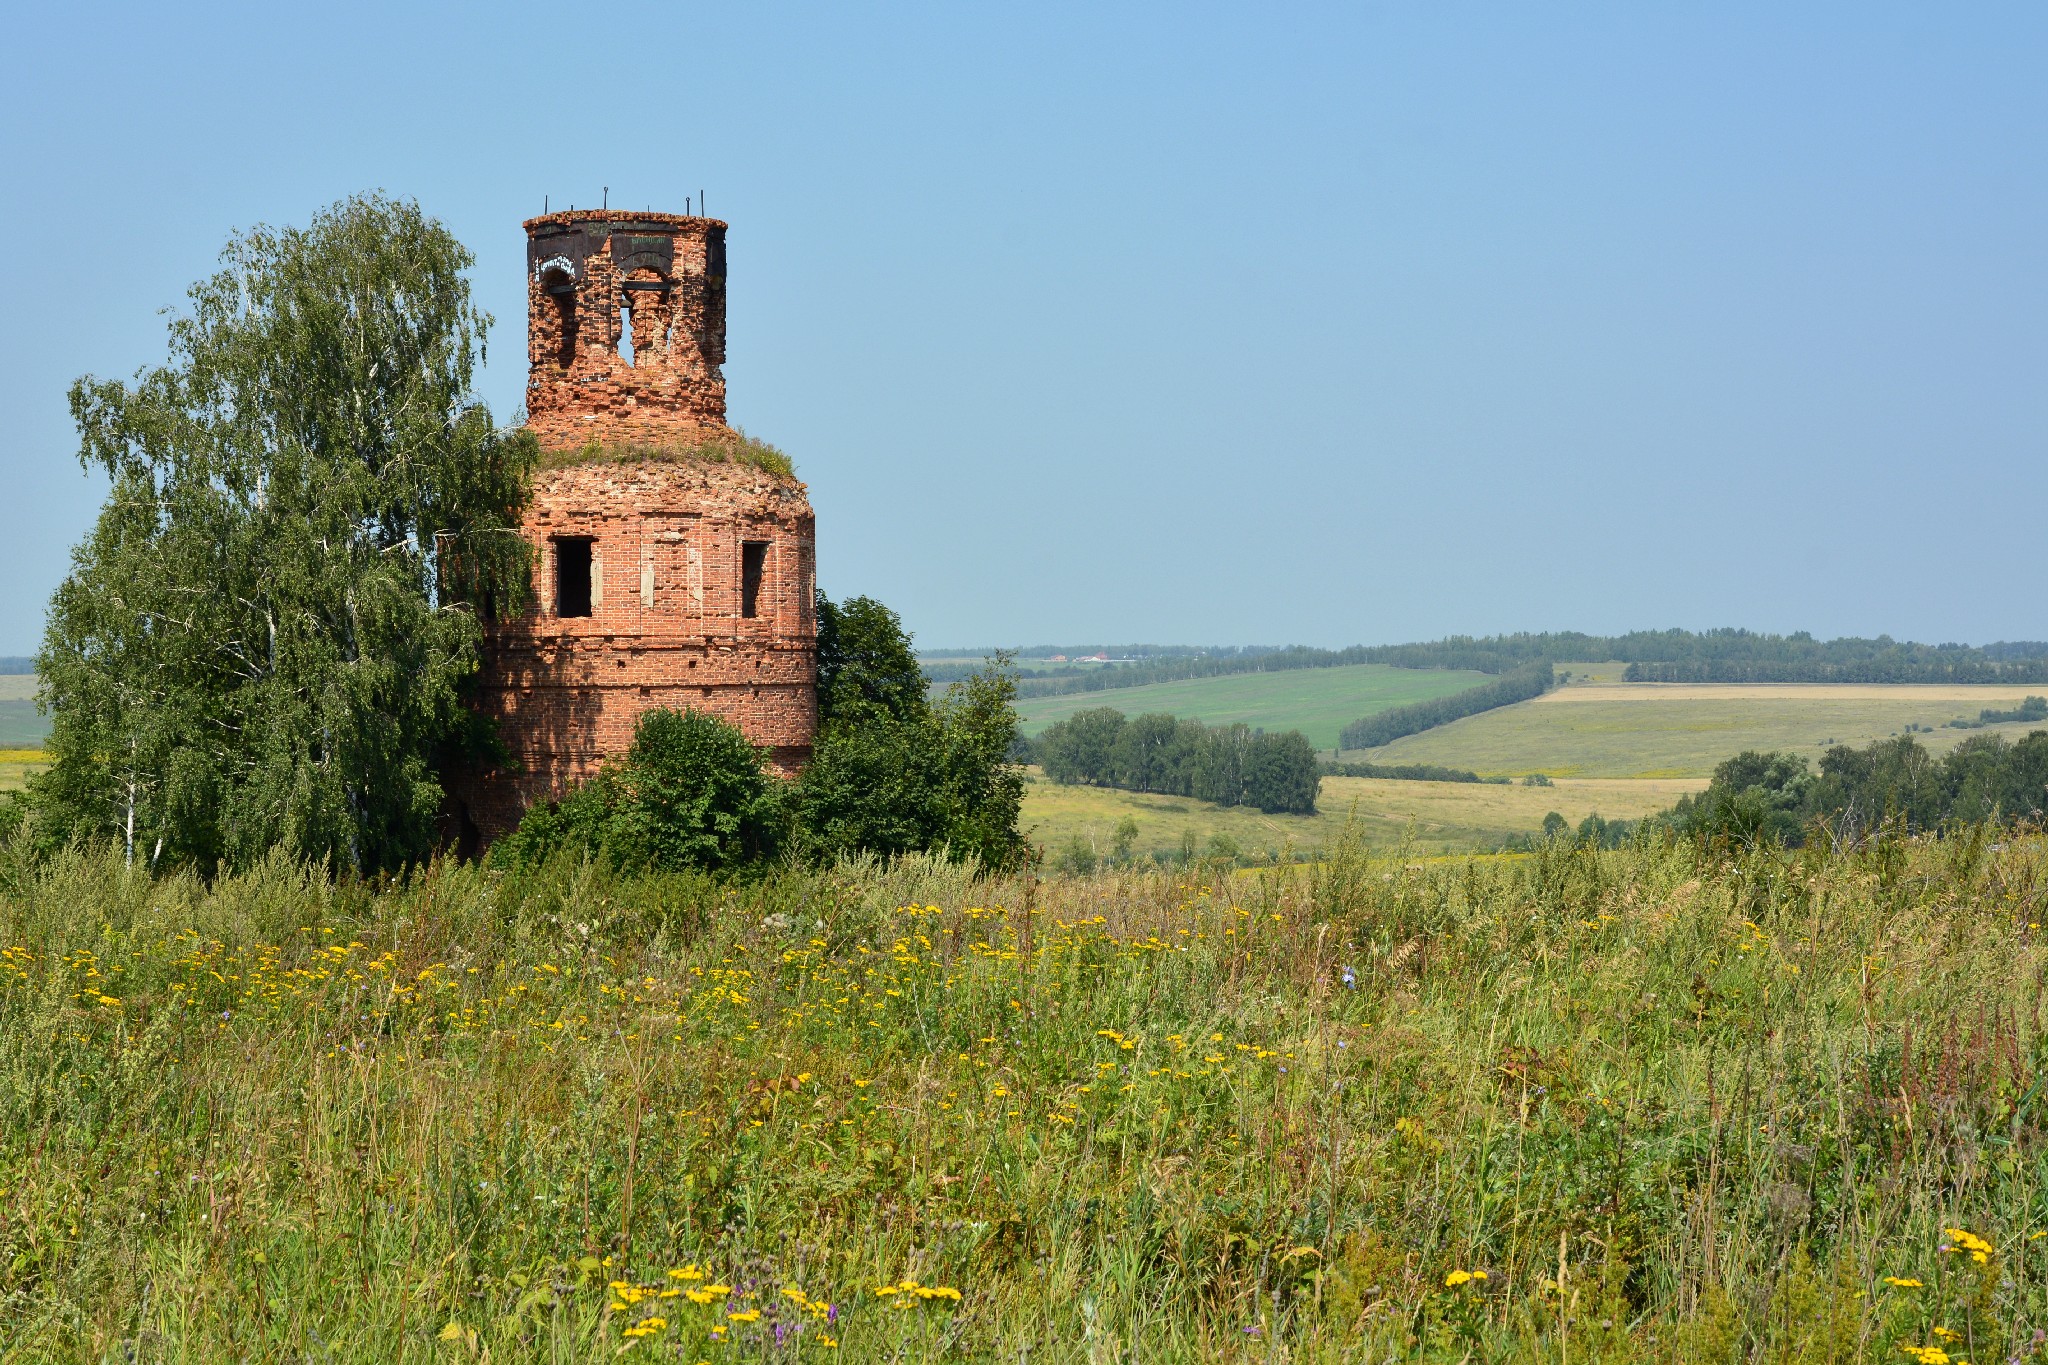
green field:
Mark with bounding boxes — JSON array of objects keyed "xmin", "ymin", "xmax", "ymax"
[
  {"xmin": 1351, "ymin": 682, "xmax": 2048, "ymax": 778},
  {"xmin": 1014, "ymin": 663, "xmax": 1487, "ymax": 749},
  {"xmin": 0, "ymin": 674, "xmax": 43, "ymax": 749},
  {"xmin": 1021, "ymin": 768, "xmax": 1696, "ymax": 860}
]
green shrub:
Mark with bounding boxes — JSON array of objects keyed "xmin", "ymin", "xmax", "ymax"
[
  {"xmin": 494, "ymin": 708, "xmax": 780, "ymax": 872},
  {"xmin": 794, "ymin": 664, "xmax": 1026, "ymax": 870}
]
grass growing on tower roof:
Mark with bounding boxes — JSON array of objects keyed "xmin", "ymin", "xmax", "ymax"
[
  {"xmin": 537, "ymin": 427, "xmax": 796, "ymax": 481},
  {"xmin": 1, "ymin": 829, "xmax": 2047, "ymax": 1358}
]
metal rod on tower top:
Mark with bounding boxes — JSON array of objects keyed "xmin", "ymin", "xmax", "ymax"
[{"xmin": 603, "ymin": 187, "xmax": 609, "ymax": 209}]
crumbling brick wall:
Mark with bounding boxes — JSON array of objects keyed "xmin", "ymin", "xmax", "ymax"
[
  {"xmin": 523, "ymin": 210, "xmax": 730, "ymax": 451},
  {"xmin": 448, "ymin": 210, "xmax": 817, "ymax": 843}
]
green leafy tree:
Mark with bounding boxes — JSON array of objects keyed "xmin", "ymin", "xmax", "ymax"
[
  {"xmin": 1668, "ymin": 750, "xmax": 1813, "ymax": 848},
  {"xmin": 796, "ymin": 663, "xmax": 1027, "ymax": 869},
  {"xmin": 930, "ymin": 662, "xmax": 1028, "ymax": 867},
  {"xmin": 1038, "ymin": 707, "xmax": 1127, "ymax": 785},
  {"xmin": 1241, "ymin": 729, "xmax": 1321, "ymax": 814},
  {"xmin": 797, "ymin": 595, "xmax": 1025, "ymax": 869},
  {"xmin": 36, "ymin": 194, "xmax": 534, "ymax": 874},
  {"xmin": 816, "ymin": 594, "xmax": 928, "ymax": 728},
  {"xmin": 1052, "ymin": 834, "xmax": 1098, "ymax": 876}
]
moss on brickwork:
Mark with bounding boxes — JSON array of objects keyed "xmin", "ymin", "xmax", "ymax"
[{"xmin": 538, "ymin": 428, "xmax": 796, "ymax": 481}]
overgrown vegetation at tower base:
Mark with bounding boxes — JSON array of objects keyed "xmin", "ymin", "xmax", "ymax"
[
  {"xmin": 487, "ymin": 596, "xmax": 1030, "ymax": 875},
  {"xmin": 4, "ymin": 829, "xmax": 2048, "ymax": 1360}
]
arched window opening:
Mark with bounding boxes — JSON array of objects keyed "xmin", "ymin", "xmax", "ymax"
[{"xmin": 543, "ymin": 270, "xmax": 577, "ymax": 368}]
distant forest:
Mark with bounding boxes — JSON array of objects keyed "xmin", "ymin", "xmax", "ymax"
[
  {"xmin": 1339, "ymin": 664, "xmax": 1555, "ymax": 751},
  {"xmin": 934, "ymin": 632, "xmax": 2048, "ymax": 697},
  {"xmin": 1029, "ymin": 708, "xmax": 1321, "ymax": 815},
  {"xmin": 1667, "ymin": 729, "xmax": 2048, "ymax": 845}
]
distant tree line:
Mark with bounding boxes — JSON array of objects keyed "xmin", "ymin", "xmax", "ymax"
[
  {"xmin": 1663, "ymin": 730, "xmax": 2048, "ymax": 847},
  {"xmin": 0, "ymin": 658, "xmax": 31, "ymax": 676},
  {"xmin": 1339, "ymin": 664, "xmax": 1555, "ymax": 751},
  {"xmin": 1028, "ymin": 708, "xmax": 1320, "ymax": 815},
  {"xmin": 1945, "ymin": 696, "xmax": 2048, "ymax": 729},
  {"xmin": 1319, "ymin": 760, "xmax": 1505, "ymax": 784},
  {"xmin": 923, "ymin": 644, "xmax": 1269, "ymax": 689},
  {"xmin": 976, "ymin": 631, "xmax": 2048, "ymax": 700},
  {"xmin": 1008, "ymin": 645, "xmax": 1424, "ymax": 699},
  {"xmin": 1624, "ymin": 658, "xmax": 2048, "ymax": 684}
]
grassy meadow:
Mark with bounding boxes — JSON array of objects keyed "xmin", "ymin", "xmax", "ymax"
[
  {"xmin": 0, "ymin": 673, "xmax": 47, "ymax": 750},
  {"xmin": 1021, "ymin": 770, "xmax": 1697, "ymax": 861},
  {"xmin": 1351, "ymin": 683, "xmax": 2048, "ymax": 778},
  {"xmin": 1015, "ymin": 664, "xmax": 1488, "ymax": 750},
  {"xmin": 0, "ymin": 750, "xmax": 46, "ymax": 794},
  {"xmin": 5, "ymin": 832, "xmax": 2048, "ymax": 1360}
]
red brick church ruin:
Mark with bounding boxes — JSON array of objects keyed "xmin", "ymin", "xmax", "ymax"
[{"xmin": 451, "ymin": 209, "xmax": 818, "ymax": 839}]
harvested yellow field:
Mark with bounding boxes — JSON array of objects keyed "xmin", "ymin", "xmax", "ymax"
[
  {"xmin": 1356, "ymin": 683, "xmax": 2048, "ymax": 778},
  {"xmin": 1320, "ymin": 773, "xmax": 1699, "ymax": 831},
  {"xmin": 1020, "ymin": 769, "xmax": 1693, "ymax": 860},
  {"xmin": 0, "ymin": 751, "xmax": 45, "ymax": 794},
  {"xmin": 1534, "ymin": 682, "xmax": 2045, "ymax": 704}
]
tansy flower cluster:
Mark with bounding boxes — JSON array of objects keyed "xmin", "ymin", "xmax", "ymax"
[
  {"xmin": 873, "ymin": 1277, "xmax": 963, "ymax": 1307},
  {"xmin": 1943, "ymin": 1227, "xmax": 1993, "ymax": 1265}
]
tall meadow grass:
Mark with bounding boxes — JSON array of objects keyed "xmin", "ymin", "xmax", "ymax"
[{"xmin": 0, "ymin": 823, "xmax": 2044, "ymax": 1360}]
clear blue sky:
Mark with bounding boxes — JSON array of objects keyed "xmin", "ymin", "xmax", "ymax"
[{"xmin": 4, "ymin": 2, "xmax": 2043, "ymax": 656}]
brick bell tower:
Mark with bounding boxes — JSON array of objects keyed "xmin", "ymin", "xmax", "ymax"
[{"xmin": 451, "ymin": 209, "xmax": 818, "ymax": 841}]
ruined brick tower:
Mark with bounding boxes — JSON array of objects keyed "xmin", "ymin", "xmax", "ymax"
[{"xmin": 452, "ymin": 209, "xmax": 817, "ymax": 840}]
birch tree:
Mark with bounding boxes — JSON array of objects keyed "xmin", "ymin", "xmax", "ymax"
[{"xmin": 36, "ymin": 193, "xmax": 535, "ymax": 874}]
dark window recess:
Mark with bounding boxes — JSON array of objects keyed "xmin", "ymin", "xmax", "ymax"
[
  {"xmin": 544, "ymin": 271, "xmax": 577, "ymax": 367},
  {"xmin": 740, "ymin": 541, "xmax": 768, "ymax": 619},
  {"xmin": 556, "ymin": 538, "xmax": 594, "ymax": 618}
]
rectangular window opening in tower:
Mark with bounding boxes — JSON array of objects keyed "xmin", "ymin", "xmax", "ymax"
[
  {"xmin": 555, "ymin": 538, "xmax": 594, "ymax": 618},
  {"xmin": 740, "ymin": 541, "xmax": 768, "ymax": 619}
]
